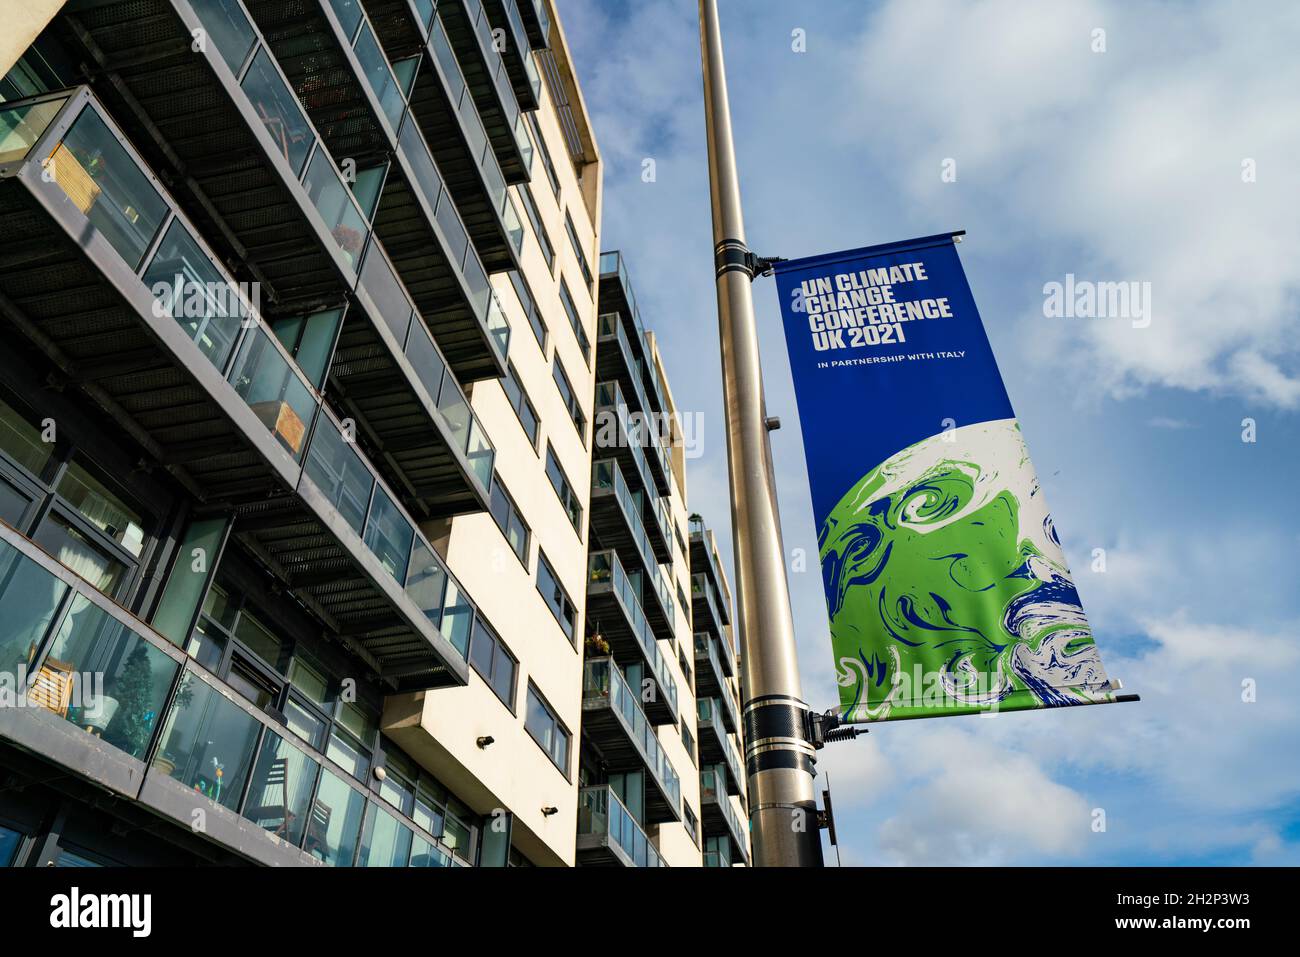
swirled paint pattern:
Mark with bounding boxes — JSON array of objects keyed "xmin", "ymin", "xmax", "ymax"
[{"xmin": 820, "ymin": 418, "xmax": 1115, "ymax": 721}]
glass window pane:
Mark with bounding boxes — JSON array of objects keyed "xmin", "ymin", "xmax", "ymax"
[
  {"xmin": 469, "ymin": 617, "xmax": 494, "ymax": 679},
  {"xmin": 0, "ymin": 96, "xmax": 67, "ymax": 166},
  {"xmin": 336, "ymin": 700, "xmax": 377, "ymax": 746},
  {"xmin": 326, "ymin": 0, "xmax": 363, "ymax": 43},
  {"xmin": 442, "ymin": 814, "xmax": 470, "ymax": 857},
  {"xmin": 284, "ymin": 695, "xmax": 326, "ymax": 748},
  {"xmin": 303, "ymin": 416, "xmax": 374, "ymax": 534},
  {"xmin": 142, "ymin": 221, "xmax": 245, "ymax": 371},
  {"xmin": 152, "ymin": 671, "xmax": 263, "ymax": 811},
  {"xmin": 52, "ymin": 106, "xmax": 168, "ymax": 270},
  {"xmin": 359, "ymin": 245, "xmax": 413, "ymax": 345},
  {"xmin": 490, "ymin": 653, "xmax": 515, "ymax": 705},
  {"xmin": 241, "ymin": 48, "xmax": 313, "ymax": 175},
  {"xmin": 151, "ymin": 517, "xmax": 226, "ymax": 645},
  {"xmin": 362, "ymin": 485, "xmax": 413, "ymax": 583},
  {"xmin": 243, "ymin": 730, "xmax": 319, "ymax": 847},
  {"xmin": 233, "ymin": 609, "xmax": 284, "ymax": 669},
  {"xmin": 404, "ymin": 323, "xmax": 448, "ymax": 408},
  {"xmin": 0, "ymin": 395, "xmax": 53, "ymax": 477},
  {"xmin": 288, "ymin": 657, "xmax": 329, "ymax": 705},
  {"xmin": 354, "ymin": 25, "xmax": 405, "ymax": 133},
  {"xmin": 228, "ymin": 328, "xmax": 317, "ymax": 462},
  {"xmin": 326, "ymin": 726, "xmax": 368, "ymax": 779},
  {"xmin": 405, "ymin": 539, "xmax": 447, "ymax": 628},
  {"xmin": 0, "ymin": 824, "xmax": 21, "ymax": 866},
  {"xmin": 409, "ymin": 836, "xmax": 449, "ymax": 867},
  {"xmin": 0, "ymin": 476, "xmax": 32, "ymax": 528},
  {"xmin": 190, "ymin": 0, "xmax": 257, "ymax": 76},
  {"xmin": 303, "ymin": 149, "xmax": 369, "ymax": 269},
  {"xmin": 32, "ymin": 512, "xmax": 128, "ymax": 596},
  {"xmin": 439, "ymin": 579, "xmax": 472, "ymax": 658},
  {"xmin": 306, "ymin": 768, "xmax": 366, "ymax": 866},
  {"xmin": 359, "ymin": 803, "xmax": 412, "ymax": 867},
  {"xmin": 36, "ymin": 594, "xmax": 178, "ymax": 760},
  {"xmin": 55, "ymin": 460, "xmax": 145, "ymax": 558}
]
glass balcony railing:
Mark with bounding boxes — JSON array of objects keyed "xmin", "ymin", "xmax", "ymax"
[
  {"xmin": 700, "ymin": 766, "xmax": 746, "ymax": 849},
  {"xmin": 428, "ymin": 11, "xmax": 525, "ymax": 255},
  {"xmin": 693, "ymin": 572, "xmax": 726, "ymax": 633},
  {"xmin": 193, "ymin": 0, "xmax": 510, "ymax": 363},
  {"xmin": 597, "ymin": 252, "xmax": 671, "ymax": 421},
  {"xmin": 357, "ymin": 242, "xmax": 495, "ymax": 488},
  {"xmin": 464, "ymin": 0, "xmax": 534, "ymax": 170},
  {"xmin": 499, "ymin": 0, "xmax": 542, "ymax": 99},
  {"xmin": 592, "ymin": 459, "xmax": 674, "ymax": 623},
  {"xmin": 583, "ymin": 658, "xmax": 681, "ymax": 812},
  {"xmin": 593, "ymin": 377, "xmax": 673, "ymax": 530},
  {"xmin": 302, "ymin": 407, "xmax": 479, "ymax": 660},
  {"xmin": 588, "ymin": 550, "xmax": 677, "ymax": 715},
  {"xmin": 577, "ymin": 786, "xmax": 664, "ymax": 867},
  {"xmin": 0, "ymin": 527, "xmax": 464, "ymax": 867},
  {"xmin": 698, "ymin": 697, "xmax": 744, "ymax": 785}
]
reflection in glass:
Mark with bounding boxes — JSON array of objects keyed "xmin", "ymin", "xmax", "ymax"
[
  {"xmin": 303, "ymin": 416, "xmax": 374, "ymax": 535},
  {"xmin": 359, "ymin": 803, "xmax": 412, "ymax": 866},
  {"xmin": 243, "ymin": 730, "xmax": 320, "ymax": 847},
  {"xmin": 189, "ymin": 0, "xmax": 257, "ymax": 76},
  {"xmin": 32, "ymin": 512, "xmax": 127, "ymax": 596},
  {"xmin": 228, "ymin": 328, "xmax": 317, "ymax": 461},
  {"xmin": 0, "ymin": 96, "xmax": 67, "ymax": 166},
  {"xmin": 241, "ymin": 48, "xmax": 314, "ymax": 175},
  {"xmin": 362, "ymin": 485, "xmax": 413, "ymax": 583},
  {"xmin": 306, "ymin": 768, "xmax": 366, "ymax": 866},
  {"xmin": 152, "ymin": 672, "xmax": 262, "ymax": 811},
  {"xmin": 143, "ymin": 221, "xmax": 244, "ymax": 371},
  {"xmin": 302, "ymin": 150, "xmax": 369, "ymax": 269},
  {"xmin": 52, "ymin": 107, "xmax": 167, "ymax": 270}
]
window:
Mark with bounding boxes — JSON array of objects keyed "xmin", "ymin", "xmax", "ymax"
[
  {"xmin": 679, "ymin": 646, "xmax": 692, "ymax": 687},
  {"xmin": 676, "ymin": 581, "xmax": 690, "ymax": 620},
  {"xmin": 468, "ymin": 614, "xmax": 518, "ymax": 709},
  {"xmin": 683, "ymin": 803, "xmax": 699, "ymax": 846},
  {"xmin": 517, "ymin": 184, "xmax": 553, "ymax": 269},
  {"xmin": 536, "ymin": 551, "xmax": 577, "ymax": 642},
  {"xmin": 552, "ymin": 358, "xmax": 586, "ymax": 440},
  {"xmin": 682, "ymin": 723, "xmax": 697, "ymax": 766},
  {"xmin": 544, "ymin": 445, "xmax": 582, "ymax": 533},
  {"xmin": 499, "ymin": 362, "xmax": 539, "ymax": 447},
  {"xmin": 525, "ymin": 683, "xmax": 570, "ymax": 774},
  {"xmin": 0, "ymin": 397, "xmax": 153, "ymax": 601},
  {"xmin": 564, "ymin": 209, "xmax": 593, "ymax": 289},
  {"xmin": 558, "ymin": 277, "xmax": 591, "ymax": 363},
  {"xmin": 508, "ymin": 270, "xmax": 547, "ymax": 351},
  {"xmin": 526, "ymin": 113, "xmax": 560, "ymax": 198},
  {"xmin": 489, "ymin": 473, "xmax": 529, "ymax": 565}
]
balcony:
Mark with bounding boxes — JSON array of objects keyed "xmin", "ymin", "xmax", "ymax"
[
  {"xmin": 515, "ymin": 0, "xmax": 551, "ymax": 49},
  {"xmin": 480, "ymin": 0, "xmax": 542, "ymax": 110},
  {"xmin": 588, "ymin": 459, "xmax": 675, "ymax": 641},
  {"xmin": 697, "ymin": 698, "xmax": 743, "ymax": 795},
  {"xmin": 581, "ymin": 658, "xmax": 681, "ymax": 824},
  {"xmin": 0, "ymin": 89, "xmax": 472, "ymax": 689},
  {"xmin": 699, "ymin": 767, "xmax": 749, "ymax": 865},
  {"xmin": 0, "ymin": 525, "xmax": 467, "ymax": 866},
  {"xmin": 363, "ymin": 1, "xmax": 526, "ymax": 276},
  {"xmin": 693, "ymin": 634, "xmax": 735, "ymax": 729},
  {"xmin": 598, "ymin": 251, "xmax": 670, "ymax": 419},
  {"xmin": 242, "ymin": 0, "xmax": 512, "ymax": 381},
  {"xmin": 586, "ymin": 550, "xmax": 677, "ymax": 726},
  {"xmin": 593, "ymin": 382, "xmax": 671, "ymax": 563},
  {"xmin": 439, "ymin": 0, "xmax": 535, "ymax": 181},
  {"xmin": 575, "ymin": 786, "xmax": 665, "ymax": 867},
  {"xmin": 692, "ymin": 573, "xmax": 727, "ymax": 643}
]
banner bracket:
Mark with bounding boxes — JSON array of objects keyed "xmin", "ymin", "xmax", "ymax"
[{"xmin": 806, "ymin": 708, "xmax": 867, "ymax": 750}]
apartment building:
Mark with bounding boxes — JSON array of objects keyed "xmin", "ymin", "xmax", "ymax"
[
  {"xmin": 0, "ymin": 0, "xmax": 754, "ymax": 869},
  {"xmin": 574, "ymin": 252, "xmax": 750, "ymax": 867}
]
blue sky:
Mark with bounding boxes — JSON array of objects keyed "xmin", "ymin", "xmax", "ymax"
[{"xmin": 558, "ymin": 0, "xmax": 1300, "ymax": 865}]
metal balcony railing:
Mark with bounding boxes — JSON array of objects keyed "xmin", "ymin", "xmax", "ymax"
[{"xmin": 576, "ymin": 786, "xmax": 665, "ymax": 867}]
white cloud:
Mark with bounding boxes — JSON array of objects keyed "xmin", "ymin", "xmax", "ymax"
[{"xmin": 851, "ymin": 0, "xmax": 1300, "ymax": 409}]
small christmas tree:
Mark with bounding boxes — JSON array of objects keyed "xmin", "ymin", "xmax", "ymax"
[{"xmin": 103, "ymin": 644, "xmax": 154, "ymax": 758}]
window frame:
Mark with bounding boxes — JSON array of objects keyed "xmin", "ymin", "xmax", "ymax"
[
  {"xmin": 551, "ymin": 356, "xmax": 587, "ymax": 443},
  {"xmin": 499, "ymin": 362, "xmax": 541, "ymax": 451},
  {"xmin": 558, "ymin": 276, "xmax": 591, "ymax": 364},
  {"xmin": 468, "ymin": 613, "xmax": 519, "ymax": 712},
  {"xmin": 524, "ymin": 681, "xmax": 571, "ymax": 778},
  {"xmin": 543, "ymin": 444, "xmax": 583, "ymax": 535},
  {"xmin": 488, "ymin": 471, "xmax": 531, "ymax": 568},
  {"xmin": 536, "ymin": 549, "xmax": 578, "ymax": 644},
  {"xmin": 517, "ymin": 183, "xmax": 554, "ymax": 271}
]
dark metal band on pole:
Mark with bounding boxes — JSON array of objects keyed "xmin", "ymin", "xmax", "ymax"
[{"xmin": 699, "ymin": 0, "xmax": 823, "ymax": 867}]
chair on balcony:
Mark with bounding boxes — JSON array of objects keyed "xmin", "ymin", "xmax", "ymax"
[{"xmin": 26, "ymin": 655, "xmax": 76, "ymax": 719}]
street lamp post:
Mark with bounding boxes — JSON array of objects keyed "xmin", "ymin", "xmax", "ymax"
[{"xmin": 698, "ymin": 0, "xmax": 823, "ymax": 867}]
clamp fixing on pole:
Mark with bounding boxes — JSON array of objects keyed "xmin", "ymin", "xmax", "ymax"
[
  {"xmin": 713, "ymin": 239, "xmax": 786, "ymax": 281},
  {"xmin": 806, "ymin": 709, "xmax": 868, "ymax": 750}
]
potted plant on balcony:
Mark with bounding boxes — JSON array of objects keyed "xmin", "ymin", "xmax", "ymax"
[{"xmin": 584, "ymin": 631, "xmax": 610, "ymax": 658}]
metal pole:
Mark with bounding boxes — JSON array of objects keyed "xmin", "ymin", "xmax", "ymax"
[{"xmin": 699, "ymin": 0, "xmax": 823, "ymax": 867}]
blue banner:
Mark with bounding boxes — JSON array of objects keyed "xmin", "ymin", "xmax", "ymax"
[{"xmin": 774, "ymin": 234, "xmax": 1125, "ymax": 722}]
